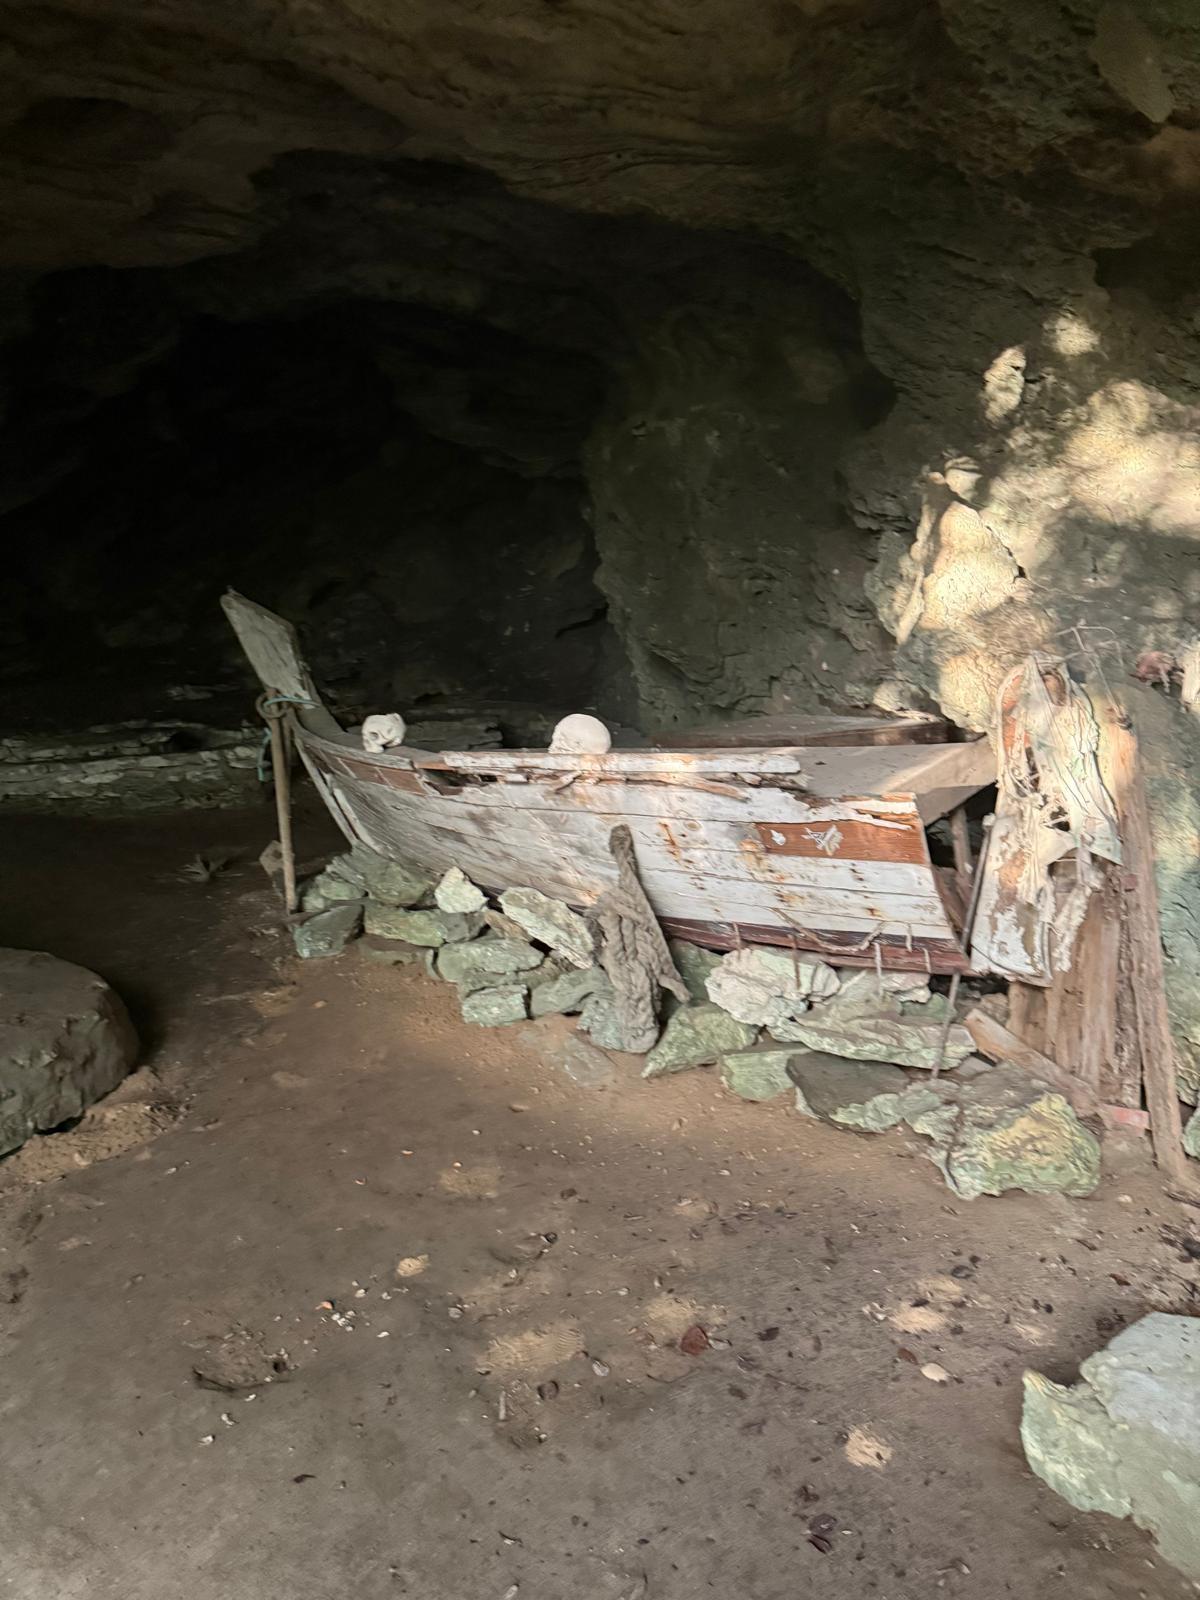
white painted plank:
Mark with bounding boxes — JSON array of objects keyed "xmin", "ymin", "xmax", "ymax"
[
  {"xmin": 315, "ymin": 765, "xmax": 957, "ymax": 939},
  {"xmin": 425, "ymin": 748, "xmax": 810, "ymax": 776}
]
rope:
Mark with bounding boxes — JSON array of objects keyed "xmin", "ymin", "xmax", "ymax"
[{"xmin": 255, "ymin": 693, "xmax": 315, "ymax": 784}]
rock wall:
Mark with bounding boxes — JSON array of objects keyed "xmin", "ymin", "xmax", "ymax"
[{"xmin": 2, "ymin": 0, "xmax": 1200, "ymax": 1064}]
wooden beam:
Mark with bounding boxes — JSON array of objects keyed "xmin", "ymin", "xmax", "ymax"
[
  {"xmin": 964, "ymin": 1008, "xmax": 1100, "ymax": 1116},
  {"xmin": 1103, "ymin": 709, "xmax": 1192, "ymax": 1186}
]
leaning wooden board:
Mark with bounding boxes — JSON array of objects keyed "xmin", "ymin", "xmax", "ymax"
[{"xmin": 222, "ymin": 591, "xmax": 996, "ymax": 971}]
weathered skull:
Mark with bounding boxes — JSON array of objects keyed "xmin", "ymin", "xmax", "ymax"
[
  {"xmin": 362, "ymin": 712, "xmax": 408, "ymax": 753},
  {"xmin": 549, "ymin": 713, "xmax": 612, "ymax": 755}
]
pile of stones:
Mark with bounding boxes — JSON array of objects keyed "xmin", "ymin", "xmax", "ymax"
[{"xmin": 292, "ymin": 847, "xmax": 1101, "ymax": 1201}]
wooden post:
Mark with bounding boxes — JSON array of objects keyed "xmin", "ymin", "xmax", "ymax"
[
  {"xmin": 259, "ymin": 692, "xmax": 299, "ymax": 916},
  {"xmin": 1103, "ymin": 706, "xmax": 1190, "ymax": 1184}
]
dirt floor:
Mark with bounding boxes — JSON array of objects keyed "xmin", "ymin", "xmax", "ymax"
[{"xmin": 1, "ymin": 804, "xmax": 1198, "ymax": 1600}]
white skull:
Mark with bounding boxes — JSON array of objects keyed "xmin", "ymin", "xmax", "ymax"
[
  {"xmin": 549, "ymin": 713, "xmax": 612, "ymax": 755},
  {"xmin": 362, "ymin": 713, "xmax": 408, "ymax": 754}
]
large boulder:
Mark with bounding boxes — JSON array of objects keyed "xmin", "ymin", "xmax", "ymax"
[
  {"xmin": 1023, "ymin": 1314, "xmax": 1200, "ymax": 1582},
  {"xmin": 909, "ymin": 1064, "xmax": 1100, "ymax": 1199},
  {"xmin": 0, "ymin": 949, "xmax": 138, "ymax": 1156}
]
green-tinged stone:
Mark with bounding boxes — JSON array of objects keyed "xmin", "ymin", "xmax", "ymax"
[
  {"xmin": 300, "ymin": 868, "xmax": 366, "ymax": 913},
  {"xmin": 911, "ymin": 1064, "xmax": 1100, "ymax": 1199},
  {"xmin": 461, "ymin": 985, "xmax": 528, "ymax": 1026},
  {"xmin": 349, "ymin": 844, "xmax": 435, "ymax": 908},
  {"xmin": 771, "ymin": 995, "xmax": 974, "ymax": 1071},
  {"xmin": 364, "ymin": 905, "xmax": 483, "ymax": 946},
  {"xmin": 437, "ymin": 937, "xmax": 543, "ymax": 984},
  {"xmin": 530, "ymin": 965, "xmax": 608, "ymax": 1018},
  {"xmin": 719, "ymin": 1048, "xmax": 799, "ymax": 1102},
  {"xmin": 1184, "ymin": 1104, "xmax": 1200, "ymax": 1159},
  {"xmin": 499, "ymin": 888, "xmax": 594, "ymax": 967},
  {"xmin": 642, "ymin": 1004, "xmax": 758, "ymax": 1079},
  {"xmin": 787, "ymin": 1053, "xmax": 911, "ymax": 1128},
  {"xmin": 357, "ymin": 935, "xmax": 423, "ymax": 966},
  {"xmin": 293, "ymin": 903, "xmax": 362, "ymax": 959},
  {"xmin": 1022, "ymin": 1314, "xmax": 1200, "ymax": 1581},
  {"xmin": 434, "ymin": 867, "xmax": 487, "ymax": 914},
  {"xmin": 577, "ymin": 991, "xmax": 635, "ymax": 1051},
  {"xmin": 706, "ymin": 946, "xmax": 839, "ymax": 1028},
  {"xmin": 668, "ymin": 939, "xmax": 722, "ymax": 1004}
]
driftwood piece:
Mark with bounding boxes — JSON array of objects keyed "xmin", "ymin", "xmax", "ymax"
[
  {"xmin": 590, "ymin": 825, "xmax": 689, "ymax": 1054},
  {"xmin": 1103, "ymin": 710, "xmax": 1191, "ymax": 1184},
  {"xmin": 964, "ymin": 1008, "xmax": 1100, "ymax": 1116}
]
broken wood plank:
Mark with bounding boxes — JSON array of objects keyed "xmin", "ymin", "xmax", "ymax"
[
  {"xmin": 963, "ymin": 1008, "xmax": 1100, "ymax": 1116},
  {"xmin": 1007, "ymin": 982, "xmax": 1047, "ymax": 1054},
  {"xmin": 1103, "ymin": 708, "xmax": 1192, "ymax": 1185},
  {"xmin": 658, "ymin": 713, "xmax": 953, "ymax": 748}
]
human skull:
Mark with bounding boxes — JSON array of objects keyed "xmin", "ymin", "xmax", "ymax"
[
  {"xmin": 362, "ymin": 713, "xmax": 408, "ymax": 753},
  {"xmin": 549, "ymin": 713, "xmax": 612, "ymax": 755}
]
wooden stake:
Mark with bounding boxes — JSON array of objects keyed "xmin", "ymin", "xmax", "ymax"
[
  {"xmin": 260, "ymin": 692, "xmax": 299, "ymax": 915},
  {"xmin": 1104, "ymin": 707, "xmax": 1191, "ymax": 1185}
]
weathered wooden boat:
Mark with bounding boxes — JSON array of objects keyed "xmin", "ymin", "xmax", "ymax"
[{"xmin": 223, "ymin": 591, "xmax": 996, "ymax": 973}]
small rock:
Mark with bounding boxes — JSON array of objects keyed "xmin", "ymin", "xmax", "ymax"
[
  {"xmin": 772, "ymin": 993, "xmax": 974, "ymax": 1070},
  {"xmin": 561, "ymin": 1035, "xmax": 615, "ymax": 1088},
  {"xmin": 437, "ymin": 937, "xmax": 544, "ymax": 986},
  {"xmin": 921, "ymin": 1362, "xmax": 951, "ymax": 1384},
  {"xmin": 434, "ymin": 867, "xmax": 487, "ymax": 915},
  {"xmin": 461, "ymin": 986, "xmax": 528, "ymax": 1026},
  {"xmin": 668, "ymin": 939, "xmax": 722, "ymax": 1005},
  {"xmin": 356, "ymin": 935, "xmax": 424, "ymax": 966},
  {"xmin": 191, "ymin": 1329, "xmax": 291, "ymax": 1392},
  {"xmin": 0, "ymin": 949, "xmax": 138, "ymax": 1157},
  {"xmin": 642, "ymin": 1004, "xmax": 758, "ymax": 1078},
  {"xmin": 364, "ymin": 906, "xmax": 483, "ymax": 946},
  {"xmin": 300, "ymin": 868, "xmax": 366, "ymax": 913},
  {"xmin": 348, "ymin": 845, "xmax": 435, "ymax": 908},
  {"xmin": 499, "ymin": 887, "xmax": 594, "ymax": 968},
  {"xmin": 719, "ymin": 1047, "xmax": 800, "ymax": 1102},
  {"xmin": 787, "ymin": 1053, "xmax": 912, "ymax": 1128},
  {"xmin": 293, "ymin": 903, "xmax": 362, "ymax": 959},
  {"xmin": 706, "ymin": 946, "xmax": 839, "ymax": 1028},
  {"xmin": 530, "ymin": 966, "xmax": 608, "ymax": 1018},
  {"xmin": 1022, "ymin": 1313, "xmax": 1200, "ymax": 1581},
  {"xmin": 577, "ymin": 991, "xmax": 637, "ymax": 1052}
]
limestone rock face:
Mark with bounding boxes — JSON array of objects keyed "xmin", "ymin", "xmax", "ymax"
[
  {"xmin": 0, "ymin": 949, "xmax": 138, "ymax": 1156},
  {"xmin": 1023, "ymin": 1315, "xmax": 1200, "ymax": 1582}
]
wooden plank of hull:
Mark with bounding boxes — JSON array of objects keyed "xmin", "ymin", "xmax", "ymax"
[
  {"xmin": 300, "ymin": 742, "xmax": 964, "ymax": 956},
  {"xmin": 660, "ymin": 917, "xmax": 969, "ymax": 974},
  {"xmin": 424, "ymin": 747, "xmax": 811, "ymax": 777}
]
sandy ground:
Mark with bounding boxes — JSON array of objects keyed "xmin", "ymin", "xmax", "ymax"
[{"xmin": 0, "ymin": 805, "xmax": 1198, "ymax": 1600}]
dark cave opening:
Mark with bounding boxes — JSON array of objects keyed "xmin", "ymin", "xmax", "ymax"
[{"xmin": 0, "ymin": 151, "xmax": 903, "ymax": 781}]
